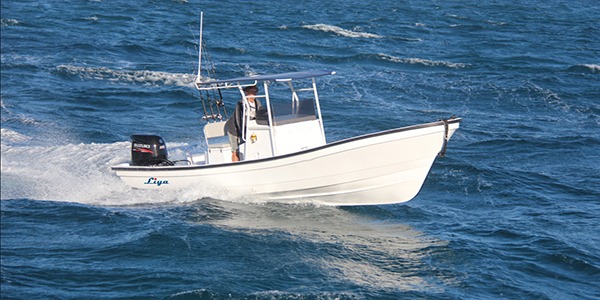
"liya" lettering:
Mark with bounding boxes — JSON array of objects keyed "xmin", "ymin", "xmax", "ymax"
[{"xmin": 144, "ymin": 177, "xmax": 169, "ymax": 186}]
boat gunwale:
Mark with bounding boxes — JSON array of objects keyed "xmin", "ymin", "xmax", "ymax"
[{"xmin": 112, "ymin": 118, "xmax": 462, "ymax": 172}]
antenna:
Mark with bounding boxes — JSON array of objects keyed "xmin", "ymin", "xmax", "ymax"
[{"xmin": 197, "ymin": 12, "xmax": 204, "ymax": 81}]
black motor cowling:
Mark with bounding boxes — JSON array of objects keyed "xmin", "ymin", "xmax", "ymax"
[{"xmin": 130, "ymin": 134, "xmax": 169, "ymax": 166}]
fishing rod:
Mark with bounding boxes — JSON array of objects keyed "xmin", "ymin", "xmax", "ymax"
[{"xmin": 196, "ymin": 12, "xmax": 227, "ymax": 122}]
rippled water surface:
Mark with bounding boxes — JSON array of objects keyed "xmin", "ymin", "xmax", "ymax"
[{"xmin": 2, "ymin": 0, "xmax": 599, "ymax": 299}]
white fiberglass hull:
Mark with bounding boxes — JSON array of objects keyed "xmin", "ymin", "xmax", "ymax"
[{"xmin": 112, "ymin": 118, "xmax": 461, "ymax": 206}]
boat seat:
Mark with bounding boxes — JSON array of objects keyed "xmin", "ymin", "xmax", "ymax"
[{"xmin": 204, "ymin": 121, "xmax": 230, "ymax": 148}]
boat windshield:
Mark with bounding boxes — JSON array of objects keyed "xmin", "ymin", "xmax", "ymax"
[{"xmin": 256, "ymin": 98, "xmax": 317, "ymax": 126}]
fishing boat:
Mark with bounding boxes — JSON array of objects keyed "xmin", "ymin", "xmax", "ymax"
[{"xmin": 111, "ymin": 14, "xmax": 462, "ymax": 206}]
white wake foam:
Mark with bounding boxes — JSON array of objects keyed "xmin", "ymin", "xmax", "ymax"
[
  {"xmin": 0, "ymin": 131, "xmax": 231, "ymax": 206},
  {"xmin": 303, "ymin": 24, "xmax": 383, "ymax": 39},
  {"xmin": 1, "ymin": 128, "xmax": 32, "ymax": 144},
  {"xmin": 56, "ymin": 65, "xmax": 197, "ymax": 87}
]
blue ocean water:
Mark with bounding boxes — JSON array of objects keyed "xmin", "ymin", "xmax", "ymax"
[{"xmin": 2, "ymin": 0, "xmax": 599, "ymax": 299}]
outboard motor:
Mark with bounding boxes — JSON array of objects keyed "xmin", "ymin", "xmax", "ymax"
[{"xmin": 130, "ymin": 134, "xmax": 170, "ymax": 166}]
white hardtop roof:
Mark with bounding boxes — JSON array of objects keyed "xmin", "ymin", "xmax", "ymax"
[{"xmin": 197, "ymin": 70, "xmax": 335, "ymax": 85}]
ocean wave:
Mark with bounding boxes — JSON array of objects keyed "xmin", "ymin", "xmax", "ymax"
[
  {"xmin": 565, "ymin": 64, "xmax": 600, "ymax": 74},
  {"xmin": 391, "ymin": 36, "xmax": 423, "ymax": 42},
  {"xmin": 262, "ymin": 52, "xmax": 467, "ymax": 69},
  {"xmin": 486, "ymin": 20, "xmax": 507, "ymax": 26},
  {"xmin": 1, "ymin": 99, "xmax": 42, "ymax": 130},
  {"xmin": 1, "ymin": 18, "xmax": 19, "ymax": 26},
  {"xmin": 446, "ymin": 14, "xmax": 467, "ymax": 20},
  {"xmin": 378, "ymin": 54, "xmax": 470, "ymax": 69},
  {"xmin": 55, "ymin": 65, "xmax": 197, "ymax": 87},
  {"xmin": 302, "ymin": 24, "xmax": 383, "ymax": 39},
  {"xmin": 167, "ymin": 289, "xmax": 360, "ymax": 300}
]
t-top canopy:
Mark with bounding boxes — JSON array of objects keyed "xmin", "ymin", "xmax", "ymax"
[{"xmin": 197, "ymin": 70, "xmax": 335, "ymax": 85}]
